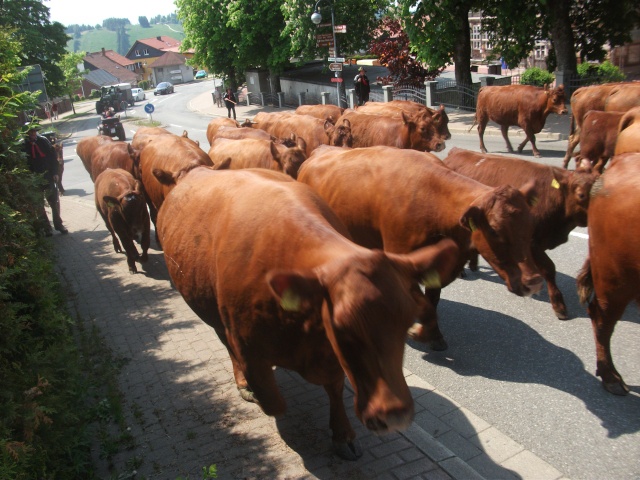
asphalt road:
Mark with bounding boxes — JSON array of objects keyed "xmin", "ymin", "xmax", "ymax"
[{"xmin": 61, "ymin": 80, "xmax": 640, "ymax": 480}]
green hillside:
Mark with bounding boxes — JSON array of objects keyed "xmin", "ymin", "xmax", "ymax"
[{"xmin": 67, "ymin": 24, "xmax": 185, "ymax": 55}]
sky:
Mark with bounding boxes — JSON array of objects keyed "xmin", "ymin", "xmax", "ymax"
[{"xmin": 46, "ymin": 0, "xmax": 179, "ymax": 27}]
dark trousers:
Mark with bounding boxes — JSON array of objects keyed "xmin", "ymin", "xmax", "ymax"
[
  {"xmin": 40, "ymin": 184, "xmax": 63, "ymax": 232},
  {"xmin": 227, "ymin": 105, "xmax": 236, "ymax": 119}
]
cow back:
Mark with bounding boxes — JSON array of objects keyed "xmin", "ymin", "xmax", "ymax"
[
  {"xmin": 76, "ymin": 135, "xmax": 114, "ymax": 177},
  {"xmin": 295, "ymin": 104, "xmax": 344, "ymax": 123},
  {"xmin": 206, "ymin": 117, "xmax": 240, "ymax": 145},
  {"xmin": 90, "ymin": 142, "xmax": 137, "ymax": 182},
  {"xmin": 358, "ymin": 101, "xmax": 451, "ymax": 140},
  {"xmin": 252, "ymin": 112, "xmax": 329, "ymax": 156},
  {"xmin": 604, "ymin": 83, "xmax": 640, "ymax": 113}
]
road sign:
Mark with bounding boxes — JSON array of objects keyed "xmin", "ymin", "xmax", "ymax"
[
  {"xmin": 329, "ymin": 63, "xmax": 343, "ymax": 72},
  {"xmin": 330, "ymin": 77, "xmax": 344, "ymax": 83},
  {"xmin": 327, "ymin": 57, "xmax": 346, "ymax": 63},
  {"xmin": 315, "ymin": 33, "xmax": 333, "ymax": 41},
  {"xmin": 334, "ymin": 25, "xmax": 347, "ymax": 33},
  {"xmin": 317, "ymin": 40, "xmax": 334, "ymax": 48},
  {"xmin": 144, "ymin": 103, "xmax": 155, "ymax": 114}
]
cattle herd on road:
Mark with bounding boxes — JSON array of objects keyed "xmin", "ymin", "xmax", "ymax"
[{"xmin": 73, "ymin": 80, "xmax": 640, "ymax": 458}]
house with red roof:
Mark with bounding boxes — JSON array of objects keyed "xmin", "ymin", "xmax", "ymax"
[
  {"xmin": 83, "ymin": 48, "xmax": 140, "ymax": 85},
  {"xmin": 125, "ymin": 36, "xmax": 194, "ymax": 86}
]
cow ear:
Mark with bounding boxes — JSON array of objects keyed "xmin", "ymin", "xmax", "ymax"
[
  {"xmin": 324, "ymin": 120, "xmax": 335, "ymax": 133},
  {"xmin": 267, "ymin": 270, "xmax": 323, "ymax": 312},
  {"xmin": 103, "ymin": 195, "xmax": 121, "ymax": 210},
  {"xmin": 213, "ymin": 157, "xmax": 231, "ymax": 170},
  {"xmin": 297, "ymin": 136, "xmax": 307, "ymax": 152},
  {"xmin": 519, "ymin": 179, "xmax": 539, "ymax": 207},
  {"xmin": 460, "ymin": 206, "xmax": 483, "ymax": 232},
  {"xmin": 270, "ymin": 141, "xmax": 283, "ymax": 166},
  {"xmin": 401, "ymin": 111, "xmax": 411, "ymax": 125},
  {"xmin": 389, "ymin": 238, "xmax": 460, "ymax": 290},
  {"xmin": 618, "ymin": 114, "xmax": 634, "ymax": 133},
  {"xmin": 182, "ymin": 130, "xmax": 189, "ymax": 138},
  {"xmin": 152, "ymin": 168, "xmax": 176, "ymax": 186}
]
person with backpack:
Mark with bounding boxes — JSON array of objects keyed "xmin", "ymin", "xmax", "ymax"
[{"xmin": 354, "ymin": 67, "xmax": 370, "ymax": 106}]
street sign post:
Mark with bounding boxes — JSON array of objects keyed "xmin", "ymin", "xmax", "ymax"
[
  {"xmin": 329, "ymin": 63, "xmax": 343, "ymax": 72},
  {"xmin": 144, "ymin": 103, "xmax": 154, "ymax": 121},
  {"xmin": 327, "ymin": 57, "xmax": 346, "ymax": 63},
  {"xmin": 334, "ymin": 25, "xmax": 347, "ymax": 33},
  {"xmin": 330, "ymin": 77, "xmax": 344, "ymax": 83}
]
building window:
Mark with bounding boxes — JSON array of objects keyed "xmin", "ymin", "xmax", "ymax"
[
  {"xmin": 135, "ymin": 50, "xmax": 140, "ymax": 57},
  {"xmin": 143, "ymin": 49, "xmax": 149, "ymax": 56}
]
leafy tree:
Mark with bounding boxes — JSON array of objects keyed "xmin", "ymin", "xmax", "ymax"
[
  {"xmin": 398, "ymin": 0, "xmax": 479, "ymax": 87},
  {"xmin": 139, "ymin": 16, "xmax": 151, "ymax": 28},
  {"xmin": 102, "ymin": 17, "xmax": 130, "ymax": 31},
  {"xmin": 57, "ymin": 52, "xmax": 87, "ymax": 113},
  {"xmin": 0, "ymin": 0, "xmax": 69, "ymax": 98},
  {"xmin": 282, "ymin": 0, "xmax": 389, "ymax": 64},
  {"xmin": 369, "ymin": 17, "xmax": 444, "ymax": 87}
]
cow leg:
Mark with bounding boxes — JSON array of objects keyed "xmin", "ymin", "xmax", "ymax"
[
  {"xmin": 518, "ymin": 130, "xmax": 540, "ymax": 157},
  {"xmin": 243, "ymin": 362, "xmax": 287, "ymax": 416},
  {"xmin": 501, "ymin": 125, "xmax": 515, "ymax": 153},
  {"xmin": 532, "ymin": 247, "xmax": 567, "ymax": 320},
  {"xmin": 562, "ymin": 129, "xmax": 580, "ymax": 168},
  {"xmin": 587, "ymin": 297, "xmax": 629, "ymax": 395},
  {"xmin": 324, "ymin": 378, "xmax": 361, "ymax": 461},
  {"xmin": 477, "ymin": 118, "xmax": 488, "ymax": 153},
  {"xmin": 407, "ymin": 288, "xmax": 447, "ymax": 350},
  {"xmin": 121, "ymin": 236, "xmax": 140, "ymax": 274},
  {"xmin": 139, "ymin": 212, "xmax": 151, "ymax": 263},
  {"xmin": 147, "ymin": 200, "xmax": 162, "ymax": 249},
  {"xmin": 101, "ymin": 211, "xmax": 122, "ymax": 253}
]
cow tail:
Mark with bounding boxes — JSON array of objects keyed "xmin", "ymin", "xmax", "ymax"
[
  {"xmin": 468, "ymin": 117, "xmax": 477, "ymax": 133},
  {"xmin": 576, "ymin": 257, "xmax": 594, "ymax": 305}
]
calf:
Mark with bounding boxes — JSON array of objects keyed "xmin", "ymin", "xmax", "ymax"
[
  {"xmin": 94, "ymin": 168, "xmax": 150, "ymax": 274},
  {"xmin": 358, "ymin": 101, "xmax": 451, "ymax": 140},
  {"xmin": 298, "ymin": 145, "xmax": 543, "ymax": 350},
  {"xmin": 564, "ymin": 110, "xmax": 624, "ymax": 172},
  {"xmin": 576, "ymin": 152, "xmax": 640, "ymax": 395},
  {"xmin": 156, "ymin": 166, "xmax": 459, "ymax": 459},
  {"xmin": 474, "ymin": 84, "xmax": 567, "ymax": 157},
  {"xmin": 76, "ymin": 135, "xmax": 114, "ymax": 178},
  {"xmin": 614, "ymin": 106, "xmax": 640, "ymax": 155},
  {"xmin": 333, "ymin": 110, "xmax": 446, "ymax": 152},
  {"xmin": 444, "ymin": 147, "xmax": 597, "ymax": 319},
  {"xmin": 90, "ymin": 142, "xmax": 139, "ymax": 181},
  {"xmin": 295, "ymin": 104, "xmax": 344, "ymax": 123},
  {"xmin": 252, "ymin": 112, "xmax": 352, "ymax": 156},
  {"xmin": 208, "ymin": 137, "xmax": 307, "ymax": 178}
]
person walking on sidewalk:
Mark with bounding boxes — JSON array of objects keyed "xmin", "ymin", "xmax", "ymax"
[
  {"xmin": 23, "ymin": 125, "xmax": 68, "ymax": 236},
  {"xmin": 51, "ymin": 102, "xmax": 58, "ymax": 120},
  {"xmin": 214, "ymin": 88, "xmax": 222, "ymax": 108},
  {"xmin": 223, "ymin": 88, "xmax": 237, "ymax": 120}
]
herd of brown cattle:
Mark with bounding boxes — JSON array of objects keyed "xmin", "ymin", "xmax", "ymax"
[{"xmin": 75, "ymin": 81, "xmax": 639, "ymax": 458}]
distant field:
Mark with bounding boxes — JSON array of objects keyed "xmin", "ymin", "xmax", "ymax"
[{"xmin": 67, "ymin": 24, "xmax": 185, "ymax": 54}]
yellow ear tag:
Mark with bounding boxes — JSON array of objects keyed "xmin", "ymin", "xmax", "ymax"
[
  {"xmin": 530, "ymin": 196, "xmax": 539, "ymax": 207},
  {"xmin": 421, "ymin": 269, "xmax": 441, "ymax": 289},
  {"xmin": 468, "ymin": 217, "xmax": 477, "ymax": 231},
  {"xmin": 551, "ymin": 179, "xmax": 560, "ymax": 189},
  {"xmin": 106, "ymin": 200, "xmax": 117, "ymax": 208},
  {"xmin": 280, "ymin": 288, "xmax": 301, "ymax": 312}
]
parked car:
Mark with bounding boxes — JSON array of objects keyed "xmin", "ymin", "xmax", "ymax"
[
  {"xmin": 195, "ymin": 70, "xmax": 207, "ymax": 79},
  {"xmin": 154, "ymin": 82, "xmax": 174, "ymax": 95},
  {"xmin": 131, "ymin": 88, "xmax": 145, "ymax": 102}
]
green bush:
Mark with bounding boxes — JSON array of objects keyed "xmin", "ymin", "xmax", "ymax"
[
  {"xmin": 577, "ymin": 61, "xmax": 626, "ymax": 83},
  {"xmin": 520, "ymin": 67, "xmax": 555, "ymax": 87},
  {"xmin": 138, "ymin": 80, "xmax": 150, "ymax": 90},
  {"xmin": 90, "ymin": 89, "xmax": 100, "ymax": 99}
]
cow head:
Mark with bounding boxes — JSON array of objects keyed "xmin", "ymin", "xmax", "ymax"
[
  {"xmin": 428, "ymin": 105, "xmax": 451, "ymax": 140},
  {"xmin": 402, "ymin": 111, "xmax": 446, "ymax": 153},
  {"xmin": 270, "ymin": 140, "xmax": 307, "ymax": 179},
  {"xmin": 267, "ymin": 239, "xmax": 459, "ymax": 435},
  {"xmin": 554, "ymin": 168, "xmax": 597, "ymax": 227},
  {"xmin": 327, "ymin": 118, "xmax": 353, "ymax": 148},
  {"xmin": 460, "ymin": 184, "xmax": 544, "ymax": 297},
  {"xmin": 545, "ymin": 84, "xmax": 568, "ymax": 115}
]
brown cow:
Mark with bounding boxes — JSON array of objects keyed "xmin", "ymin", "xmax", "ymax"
[
  {"xmin": 76, "ymin": 135, "xmax": 114, "ymax": 178},
  {"xmin": 297, "ymin": 145, "xmax": 543, "ymax": 350},
  {"xmin": 295, "ymin": 104, "xmax": 344, "ymax": 123},
  {"xmin": 333, "ymin": 110, "xmax": 446, "ymax": 152},
  {"xmin": 136, "ymin": 133, "xmax": 213, "ymax": 241},
  {"xmin": 90, "ymin": 142, "xmax": 139, "ymax": 182},
  {"xmin": 358, "ymin": 101, "xmax": 452, "ymax": 140},
  {"xmin": 205, "ymin": 117, "xmax": 252, "ymax": 145},
  {"xmin": 563, "ymin": 82, "xmax": 640, "ymax": 166},
  {"xmin": 614, "ymin": 106, "xmax": 640, "ymax": 155},
  {"xmin": 474, "ymin": 84, "xmax": 567, "ymax": 157},
  {"xmin": 444, "ymin": 147, "xmax": 597, "ymax": 319},
  {"xmin": 564, "ymin": 110, "xmax": 624, "ymax": 172},
  {"xmin": 156, "ymin": 166, "xmax": 459, "ymax": 459},
  {"xmin": 131, "ymin": 127, "xmax": 194, "ymax": 151},
  {"xmin": 576, "ymin": 153, "xmax": 640, "ymax": 395},
  {"xmin": 94, "ymin": 168, "xmax": 150, "ymax": 274},
  {"xmin": 208, "ymin": 137, "xmax": 307, "ymax": 178},
  {"xmin": 604, "ymin": 83, "xmax": 640, "ymax": 112},
  {"xmin": 252, "ymin": 112, "xmax": 352, "ymax": 156}
]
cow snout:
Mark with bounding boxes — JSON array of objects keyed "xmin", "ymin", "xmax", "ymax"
[
  {"xmin": 506, "ymin": 269, "xmax": 544, "ymax": 297},
  {"xmin": 363, "ymin": 401, "xmax": 414, "ymax": 435},
  {"xmin": 432, "ymin": 141, "xmax": 446, "ymax": 153}
]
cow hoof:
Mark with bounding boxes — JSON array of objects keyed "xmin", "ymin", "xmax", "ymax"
[
  {"xmin": 407, "ymin": 324, "xmax": 448, "ymax": 351},
  {"xmin": 534, "ymin": 153, "xmax": 541, "ymax": 158},
  {"xmin": 238, "ymin": 387, "xmax": 258, "ymax": 404},
  {"xmin": 554, "ymin": 309, "xmax": 569, "ymax": 321},
  {"xmin": 333, "ymin": 439, "xmax": 363, "ymax": 461},
  {"xmin": 603, "ymin": 380, "xmax": 630, "ymax": 396}
]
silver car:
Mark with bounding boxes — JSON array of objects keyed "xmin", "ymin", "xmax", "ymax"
[{"xmin": 131, "ymin": 88, "xmax": 145, "ymax": 101}]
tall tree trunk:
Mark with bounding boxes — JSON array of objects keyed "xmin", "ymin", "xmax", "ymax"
[
  {"xmin": 547, "ymin": 0, "xmax": 577, "ymax": 73},
  {"xmin": 453, "ymin": 6, "xmax": 472, "ymax": 87}
]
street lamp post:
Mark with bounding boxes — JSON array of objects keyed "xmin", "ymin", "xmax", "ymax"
[{"xmin": 311, "ymin": 0, "xmax": 343, "ymax": 107}]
